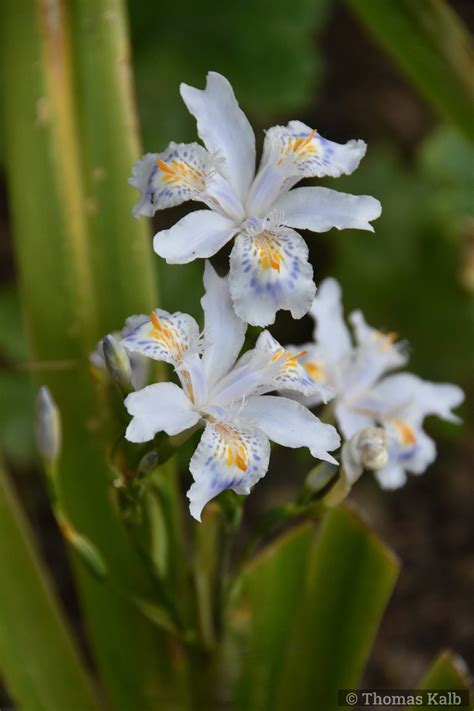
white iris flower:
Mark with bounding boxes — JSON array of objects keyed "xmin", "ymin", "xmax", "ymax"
[
  {"xmin": 130, "ymin": 72, "xmax": 381, "ymax": 327},
  {"xmin": 120, "ymin": 262, "xmax": 340, "ymax": 520},
  {"xmin": 283, "ymin": 278, "xmax": 464, "ymax": 489}
]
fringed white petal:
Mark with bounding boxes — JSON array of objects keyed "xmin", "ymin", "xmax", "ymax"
[
  {"xmin": 187, "ymin": 420, "xmax": 270, "ymax": 521},
  {"xmin": 120, "ymin": 309, "xmax": 200, "ymax": 367},
  {"xmin": 262, "ymin": 121, "xmax": 367, "ymax": 180},
  {"xmin": 346, "ymin": 310, "xmax": 408, "ymax": 392},
  {"xmin": 229, "ymin": 226, "xmax": 315, "ymax": 327},
  {"xmin": 129, "ymin": 143, "xmax": 211, "ymax": 218},
  {"xmin": 370, "ymin": 373, "xmax": 464, "ymax": 426}
]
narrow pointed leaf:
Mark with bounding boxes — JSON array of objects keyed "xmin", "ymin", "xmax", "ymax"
[
  {"xmin": 408, "ymin": 651, "xmax": 472, "ymax": 711},
  {"xmin": 0, "ymin": 458, "xmax": 100, "ymax": 711},
  {"xmin": 1, "ymin": 2, "xmax": 187, "ymax": 708}
]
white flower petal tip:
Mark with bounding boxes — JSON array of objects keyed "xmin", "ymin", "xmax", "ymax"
[
  {"xmin": 275, "ymin": 187, "xmax": 381, "ymax": 234},
  {"xmin": 374, "ymin": 464, "xmax": 407, "ymax": 490},
  {"xmin": 241, "ymin": 396, "xmax": 341, "ymax": 465},
  {"xmin": 229, "ymin": 227, "xmax": 316, "ymax": 327},
  {"xmin": 129, "ymin": 153, "xmax": 160, "ymax": 219},
  {"xmin": 153, "ymin": 210, "xmax": 236, "ymax": 264},
  {"xmin": 262, "ymin": 121, "xmax": 367, "ymax": 179},
  {"xmin": 180, "ymin": 72, "xmax": 256, "ymax": 202}
]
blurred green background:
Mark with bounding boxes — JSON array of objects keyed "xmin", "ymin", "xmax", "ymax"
[{"xmin": 0, "ymin": 0, "xmax": 473, "ymax": 697}]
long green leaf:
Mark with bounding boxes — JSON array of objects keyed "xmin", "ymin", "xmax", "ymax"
[
  {"xmin": 69, "ymin": 0, "xmax": 188, "ymax": 602},
  {"xmin": 69, "ymin": 0, "xmax": 156, "ymax": 329},
  {"xmin": 408, "ymin": 651, "xmax": 472, "ymax": 711},
  {"xmin": 228, "ymin": 523, "xmax": 314, "ymax": 711},
  {"xmin": 276, "ymin": 506, "xmax": 400, "ymax": 711},
  {"xmin": 0, "ymin": 458, "xmax": 100, "ymax": 711},
  {"xmin": 347, "ymin": 0, "xmax": 474, "ymax": 142},
  {"xmin": 1, "ymin": 2, "xmax": 187, "ymax": 708}
]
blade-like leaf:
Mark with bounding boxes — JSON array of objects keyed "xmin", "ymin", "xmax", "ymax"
[
  {"xmin": 0, "ymin": 458, "xmax": 100, "ymax": 711},
  {"xmin": 347, "ymin": 0, "xmax": 474, "ymax": 142},
  {"xmin": 408, "ymin": 651, "xmax": 472, "ymax": 711},
  {"xmin": 228, "ymin": 523, "xmax": 314, "ymax": 711},
  {"xmin": 69, "ymin": 0, "xmax": 156, "ymax": 330},
  {"xmin": 276, "ymin": 506, "xmax": 400, "ymax": 711},
  {"xmin": 1, "ymin": 2, "xmax": 188, "ymax": 708}
]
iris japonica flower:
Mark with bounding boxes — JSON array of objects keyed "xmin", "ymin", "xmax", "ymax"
[
  {"xmin": 129, "ymin": 72, "xmax": 382, "ymax": 327},
  {"xmin": 120, "ymin": 262, "xmax": 340, "ymax": 520},
  {"xmin": 283, "ymin": 278, "xmax": 464, "ymax": 489}
]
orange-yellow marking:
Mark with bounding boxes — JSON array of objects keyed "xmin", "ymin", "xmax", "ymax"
[
  {"xmin": 179, "ymin": 368, "xmax": 194, "ymax": 403},
  {"xmin": 271, "ymin": 348, "xmax": 308, "ymax": 370},
  {"xmin": 157, "ymin": 158, "xmax": 205, "ymax": 191},
  {"xmin": 254, "ymin": 233, "xmax": 284, "ymax": 272},
  {"xmin": 391, "ymin": 419, "xmax": 416, "ymax": 446},
  {"xmin": 279, "ymin": 129, "xmax": 318, "ymax": 164},
  {"xmin": 304, "ymin": 360, "xmax": 325, "ymax": 381},
  {"xmin": 373, "ymin": 330, "xmax": 398, "ymax": 351},
  {"xmin": 149, "ymin": 311, "xmax": 186, "ymax": 360},
  {"xmin": 215, "ymin": 423, "xmax": 249, "ymax": 472}
]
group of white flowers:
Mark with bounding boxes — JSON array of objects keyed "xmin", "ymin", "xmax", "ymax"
[{"xmin": 102, "ymin": 72, "xmax": 463, "ymax": 520}]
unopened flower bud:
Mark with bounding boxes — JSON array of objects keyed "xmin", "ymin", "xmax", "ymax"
[
  {"xmin": 137, "ymin": 451, "xmax": 159, "ymax": 476},
  {"xmin": 305, "ymin": 461, "xmax": 339, "ymax": 495},
  {"xmin": 342, "ymin": 427, "xmax": 388, "ymax": 486},
  {"xmin": 357, "ymin": 427, "xmax": 388, "ymax": 470},
  {"xmin": 102, "ymin": 334, "xmax": 133, "ymax": 394},
  {"xmin": 35, "ymin": 386, "xmax": 61, "ymax": 466}
]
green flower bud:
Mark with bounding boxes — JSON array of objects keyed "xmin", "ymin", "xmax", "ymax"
[
  {"xmin": 35, "ymin": 386, "xmax": 61, "ymax": 466},
  {"xmin": 102, "ymin": 334, "xmax": 133, "ymax": 394}
]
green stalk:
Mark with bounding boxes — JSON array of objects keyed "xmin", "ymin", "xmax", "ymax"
[
  {"xmin": 0, "ymin": 457, "xmax": 100, "ymax": 711},
  {"xmin": 1, "ymin": 1, "xmax": 187, "ymax": 708}
]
